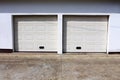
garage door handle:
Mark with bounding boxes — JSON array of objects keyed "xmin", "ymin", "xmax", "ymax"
[
  {"xmin": 39, "ymin": 46, "xmax": 44, "ymax": 49},
  {"xmin": 76, "ymin": 46, "xmax": 81, "ymax": 50}
]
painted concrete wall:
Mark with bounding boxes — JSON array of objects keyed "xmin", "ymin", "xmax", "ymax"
[
  {"xmin": 0, "ymin": 14, "xmax": 12, "ymax": 49},
  {"xmin": 0, "ymin": 0, "xmax": 120, "ymax": 13},
  {"xmin": 0, "ymin": 0, "xmax": 120, "ymax": 52},
  {"xmin": 109, "ymin": 14, "xmax": 120, "ymax": 52}
]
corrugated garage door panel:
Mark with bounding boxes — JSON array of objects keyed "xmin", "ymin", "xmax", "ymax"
[
  {"xmin": 14, "ymin": 16, "xmax": 57, "ymax": 52},
  {"xmin": 63, "ymin": 16, "xmax": 108, "ymax": 52}
]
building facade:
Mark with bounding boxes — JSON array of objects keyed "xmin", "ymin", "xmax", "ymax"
[{"xmin": 0, "ymin": 0, "xmax": 120, "ymax": 54}]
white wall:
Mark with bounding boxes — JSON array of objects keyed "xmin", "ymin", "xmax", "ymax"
[
  {"xmin": 0, "ymin": 0, "xmax": 120, "ymax": 13},
  {"xmin": 0, "ymin": 14, "xmax": 13, "ymax": 49},
  {"xmin": 0, "ymin": 0, "xmax": 120, "ymax": 52},
  {"xmin": 109, "ymin": 14, "xmax": 120, "ymax": 52}
]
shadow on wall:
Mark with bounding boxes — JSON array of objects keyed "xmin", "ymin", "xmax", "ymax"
[{"xmin": 0, "ymin": 0, "xmax": 120, "ymax": 13}]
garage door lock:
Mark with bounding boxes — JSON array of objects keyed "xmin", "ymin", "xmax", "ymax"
[
  {"xmin": 76, "ymin": 46, "xmax": 81, "ymax": 50},
  {"xmin": 39, "ymin": 46, "xmax": 44, "ymax": 49}
]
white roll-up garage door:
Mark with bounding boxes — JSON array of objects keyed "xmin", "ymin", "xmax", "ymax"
[
  {"xmin": 63, "ymin": 16, "xmax": 108, "ymax": 52},
  {"xmin": 14, "ymin": 16, "xmax": 57, "ymax": 52}
]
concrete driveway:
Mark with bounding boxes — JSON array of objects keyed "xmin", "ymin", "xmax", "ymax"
[{"xmin": 0, "ymin": 53, "xmax": 120, "ymax": 80}]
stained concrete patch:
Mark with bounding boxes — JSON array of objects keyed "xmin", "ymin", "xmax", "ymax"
[
  {"xmin": 0, "ymin": 55, "xmax": 61, "ymax": 80},
  {"xmin": 61, "ymin": 55, "xmax": 120, "ymax": 80},
  {"xmin": 0, "ymin": 54, "xmax": 120, "ymax": 80}
]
